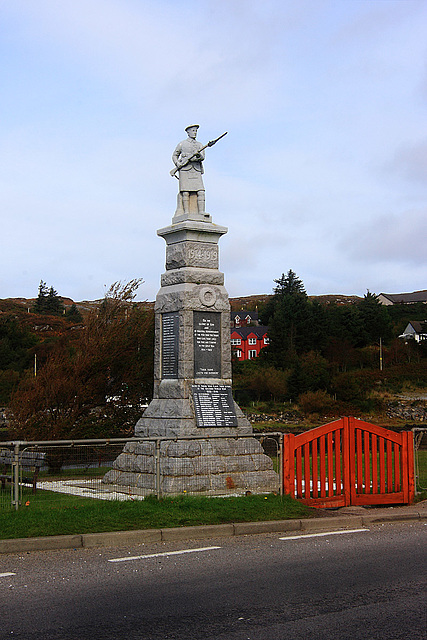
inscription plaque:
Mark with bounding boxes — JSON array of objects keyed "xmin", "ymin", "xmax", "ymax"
[
  {"xmin": 192, "ymin": 385, "xmax": 238, "ymax": 428},
  {"xmin": 193, "ymin": 311, "xmax": 221, "ymax": 378},
  {"xmin": 161, "ymin": 312, "xmax": 179, "ymax": 378}
]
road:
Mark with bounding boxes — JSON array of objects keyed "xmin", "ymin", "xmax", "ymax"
[{"xmin": 0, "ymin": 522, "xmax": 426, "ymax": 639}]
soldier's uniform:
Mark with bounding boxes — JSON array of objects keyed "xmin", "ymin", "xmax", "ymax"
[{"xmin": 172, "ymin": 136, "xmax": 205, "ymax": 193}]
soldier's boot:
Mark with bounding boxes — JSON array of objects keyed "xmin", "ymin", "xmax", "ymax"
[
  {"xmin": 182, "ymin": 192, "xmax": 190, "ymax": 215},
  {"xmin": 197, "ymin": 191, "xmax": 205, "ymax": 214}
]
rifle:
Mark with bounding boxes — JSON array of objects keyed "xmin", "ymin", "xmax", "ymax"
[{"xmin": 170, "ymin": 131, "xmax": 227, "ymax": 178}]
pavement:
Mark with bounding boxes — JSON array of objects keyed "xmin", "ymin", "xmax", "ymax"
[{"xmin": 1, "ymin": 499, "xmax": 426, "ymax": 555}]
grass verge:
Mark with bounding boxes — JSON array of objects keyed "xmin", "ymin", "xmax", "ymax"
[{"xmin": 0, "ymin": 492, "xmax": 313, "ymax": 540}]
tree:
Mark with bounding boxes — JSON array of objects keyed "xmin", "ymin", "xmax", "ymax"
[
  {"xmin": 65, "ymin": 303, "xmax": 83, "ymax": 323},
  {"xmin": 10, "ymin": 279, "xmax": 154, "ymax": 440},
  {"xmin": 0, "ymin": 318, "xmax": 36, "ymax": 371},
  {"xmin": 46, "ymin": 286, "xmax": 64, "ymax": 315},
  {"xmin": 357, "ymin": 291, "xmax": 393, "ymax": 346},
  {"xmin": 262, "ymin": 270, "xmax": 317, "ymax": 368},
  {"xmin": 32, "ymin": 281, "xmax": 64, "ymax": 315},
  {"xmin": 232, "ymin": 359, "xmax": 289, "ymax": 403},
  {"xmin": 273, "ymin": 269, "xmax": 306, "ymax": 295}
]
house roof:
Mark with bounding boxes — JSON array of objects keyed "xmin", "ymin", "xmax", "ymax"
[
  {"xmin": 231, "ymin": 310, "xmax": 259, "ymax": 320},
  {"xmin": 379, "ymin": 290, "xmax": 427, "ymax": 304},
  {"xmin": 406, "ymin": 320, "xmax": 427, "ymax": 334},
  {"xmin": 231, "ymin": 326, "xmax": 268, "ymax": 339}
]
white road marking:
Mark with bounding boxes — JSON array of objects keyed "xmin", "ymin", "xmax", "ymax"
[
  {"xmin": 279, "ymin": 528, "xmax": 369, "ymax": 541},
  {"xmin": 108, "ymin": 545, "xmax": 222, "ymax": 563},
  {"xmin": 0, "ymin": 572, "xmax": 16, "ymax": 578}
]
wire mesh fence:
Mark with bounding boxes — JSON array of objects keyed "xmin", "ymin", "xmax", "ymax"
[
  {"xmin": 413, "ymin": 428, "xmax": 427, "ymax": 492},
  {"xmin": 0, "ymin": 434, "xmax": 282, "ymax": 510},
  {"xmin": 2, "ymin": 427, "xmax": 422, "ymax": 511}
]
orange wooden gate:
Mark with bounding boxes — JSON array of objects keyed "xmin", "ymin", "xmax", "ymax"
[{"xmin": 283, "ymin": 417, "xmax": 415, "ymax": 508}]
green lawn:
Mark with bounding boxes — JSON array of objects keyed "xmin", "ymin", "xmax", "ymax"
[{"xmin": 0, "ymin": 491, "xmax": 312, "ymax": 540}]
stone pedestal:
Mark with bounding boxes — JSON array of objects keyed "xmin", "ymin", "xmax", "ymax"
[
  {"xmin": 135, "ymin": 215, "xmax": 251, "ymax": 438},
  {"xmin": 103, "ymin": 209, "xmax": 279, "ymax": 495}
]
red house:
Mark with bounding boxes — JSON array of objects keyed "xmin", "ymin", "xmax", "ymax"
[{"xmin": 230, "ymin": 326, "xmax": 269, "ymax": 361}]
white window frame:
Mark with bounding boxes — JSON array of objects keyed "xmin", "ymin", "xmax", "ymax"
[
  {"xmin": 231, "ymin": 338, "xmax": 241, "ymax": 345},
  {"xmin": 248, "ymin": 338, "xmax": 257, "ymax": 345},
  {"xmin": 248, "ymin": 350, "xmax": 257, "ymax": 359}
]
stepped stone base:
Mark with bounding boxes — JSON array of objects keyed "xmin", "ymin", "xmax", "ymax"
[
  {"xmin": 134, "ymin": 397, "xmax": 252, "ymax": 438},
  {"xmin": 102, "ymin": 437, "xmax": 279, "ymax": 496}
]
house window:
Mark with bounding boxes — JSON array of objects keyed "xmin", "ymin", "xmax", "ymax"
[
  {"xmin": 248, "ymin": 338, "xmax": 257, "ymax": 345},
  {"xmin": 231, "ymin": 338, "xmax": 241, "ymax": 345},
  {"xmin": 248, "ymin": 350, "xmax": 257, "ymax": 359},
  {"xmin": 263, "ymin": 337, "xmax": 270, "ymax": 345},
  {"xmin": 236, "ymin": 349, "xmax": 242, "ymax": 358}
]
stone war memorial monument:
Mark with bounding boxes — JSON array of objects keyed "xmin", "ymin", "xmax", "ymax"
[{"xmin": 103, "ymin": 125, "xmax": 278, "ymax": 495}]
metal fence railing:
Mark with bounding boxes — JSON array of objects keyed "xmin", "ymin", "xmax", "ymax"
[
  {"xmin": 0, "ymin": 434, "xmax": 283, "ymax": 510},
  {"xmin": 2, "ymin": 427, "xmax": 423, "ymax": 511},
  {"xmin": 413, "ymin": 428, "xmax": 427, "ymax": 493}
]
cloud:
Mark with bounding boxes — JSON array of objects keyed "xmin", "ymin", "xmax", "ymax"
[
  {"xmin": 1, "ymin": 0, "xmax": 427, "ymax": 301},
  {"xmin": 389, "ymin": 140, "xmax": 427, "ymax": 186},
  {"xmin": 3, "ymin": 0, "xmax": 293, "ymax": 125},
  {"xmin": 343, "ymin": 209, "xmax": 427, "ymax": 267}
]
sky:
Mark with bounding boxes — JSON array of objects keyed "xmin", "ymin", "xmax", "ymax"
[{"xmin": 1, "ymin": 0, "xmax": 426, "ymax": 302}]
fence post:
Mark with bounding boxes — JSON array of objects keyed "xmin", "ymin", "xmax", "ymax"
[
  {"xmin": 283, "ymin": 433, "xmax": 295, "ymax": 498},
  {"xmin": 344, "ymin": 417, "xmax": 353, "ymax": 507},
  {"xmin": 278, "ymin": 434, "xmax": 283, "ymax": 497},
  {"xmin": 12, "ymin": 442, "xmax": 20, "ymax": 511},
  {"xmin": 406, "ymin": 430, "xmax": 415, "ymax": 504}
]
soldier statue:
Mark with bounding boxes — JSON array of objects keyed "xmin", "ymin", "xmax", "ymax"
[
  {"xmin": 171, "ymin": 126, "xmax": 227, "ymax": 218},
  {"xmin": 172, "ymin": 124, "xmax": 206, "ymax": 215}
]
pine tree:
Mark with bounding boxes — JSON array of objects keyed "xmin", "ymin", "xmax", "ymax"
[
  {"xmin": 32, "ymin": 281, "xmax": 64, "ymax": 315},
  {"xmin": 46, "ymin": 286, "xmax": 64, "ymax": 314},
  {"xmin": 262, "ymin": 270, "xmax": 313, "ymax": 367},
  {"xmin": 357, "ymin": 291, "xmax": 392, "ymax": 346},
  {"xmin": 273, "ymin": 269, "xmax": 306, "ymax": 295},
  {"xmin": 65, "ymin": 303, "xmax": 83, "ymax": 323},
  {"xmin": 32, "ymin": 280, "xmax": 49, "ymax": 313}
]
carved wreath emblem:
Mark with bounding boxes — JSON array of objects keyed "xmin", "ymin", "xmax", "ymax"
[{"xmin": 199, "ymin": 286, "xmax": 217, "ymax": 307}]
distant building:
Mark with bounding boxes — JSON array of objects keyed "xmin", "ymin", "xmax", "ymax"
[
  {"xmin": 399, "ymin": 321, "xmax": 427, "ymax": 343},
  {"xmin": 230, "ymin": 326, "xmax": 269, "ymax": 361},
  {"xmin": 230, "ymin": 310, "xmax": 259, "ymax": 328},
  {"xmin": 378, "ymin": 290, "xmax": 427, "ymax": 305}
]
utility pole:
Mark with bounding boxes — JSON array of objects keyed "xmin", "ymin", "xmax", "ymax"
[{"xmin": 379, "ymin": 337, "xmax": 383, "ymax": 371}]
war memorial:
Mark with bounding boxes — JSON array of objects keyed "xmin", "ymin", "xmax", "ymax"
[{"xmin": 103, "ymin": 126, "xmax": 278, "ymax": 495}]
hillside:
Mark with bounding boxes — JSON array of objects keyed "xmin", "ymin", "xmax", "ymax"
[
  {"xmin": 2, "ymin": 293, "xmax": 360, "ymax": 316},
  {"xmin": 229, "ymin": 293, "xmax": 361, "ymax": 312}
]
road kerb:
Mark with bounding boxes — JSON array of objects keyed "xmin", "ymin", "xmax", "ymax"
[
  {"xmin": 1, "ymin": 509, "xmax": 425, "ymax": 554},
  {"xmin": 0, "ymin": 534, "xmax": 82, "ymax": 554},
  {"xmin": 233, "ymin": 519, "xmax": 302, "ymax": 536},
  {"xmin": 83, "ymin": 529, "xmax": 162, "ymax": 548},
  {"xmin": 161, "ymin": 523, "xmax": 234, "ymax": 542},
  {"xmin": 301, "ymin": 516, "xmax": 364, "ymax": 531},
  {"xmin": 362, "ymin": 512, "xmax": 421, "ymax": 526}
]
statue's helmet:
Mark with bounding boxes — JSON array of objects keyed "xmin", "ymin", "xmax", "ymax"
[{"xmin": 185, "ymin": 124, "xmax": 199, "ymax": 132}]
